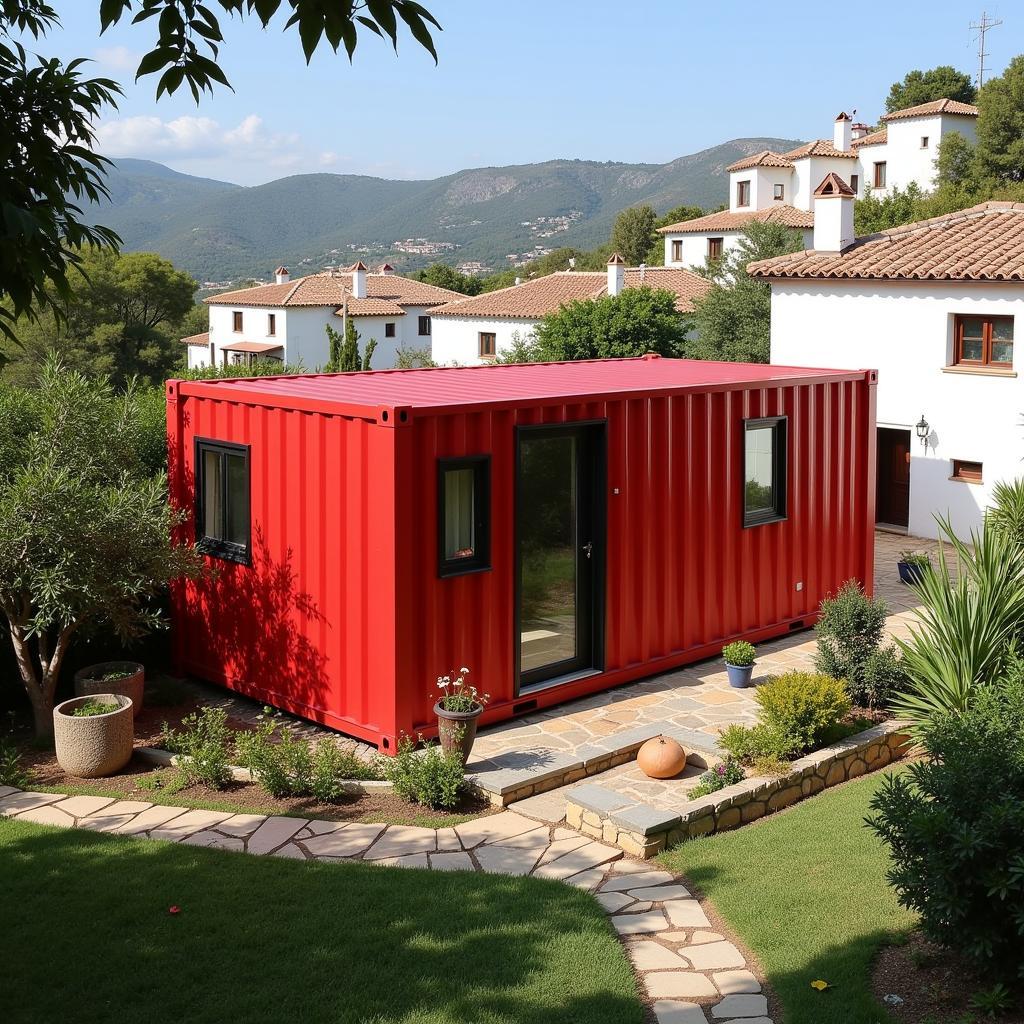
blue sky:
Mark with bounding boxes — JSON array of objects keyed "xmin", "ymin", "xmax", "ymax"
[{"xmin": 40, "ymin": 1, "xmax": 1015, "ymax": 185}]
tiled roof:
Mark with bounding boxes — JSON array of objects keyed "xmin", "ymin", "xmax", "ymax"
[
  {"xmin": 814, "ymin": 172, "xmax": 855, "ymax": 198},
  {"xmin": 726, "ymin": 150, "xmax": 795, "ymax": 172},
  {"xmin": 781, "ymin": 139, "xmax": 858, "ymax": 160},
  {"xmin": 747, "ymin": 202, "xmax": 1024, "ymax": 282},
  {"xmin": 851, "ymin": 127, "xmax": 887, "ymax": 148},
  {"xmin": 658, "ymin": 204, "xmax": 814, "ymax": 234},
  {"xmin": 205, "ymin": 271, "xmax": 464, "ymax": 308},
  {"xmin": 431, "ymin": 266, "xmax": 711, "ymax": 319},
  {"xmin": 181, "ymin": 331, "xmax": 210, "ymax": 346},
  {"xmin": 342, "ymin": 297, "xmax": 406, "ymax": 317},
  {"xmin": 881, "ymin": 98, "xmax": 979, "ymax": 122}
]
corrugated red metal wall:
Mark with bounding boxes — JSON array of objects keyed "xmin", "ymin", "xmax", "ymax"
[
  {"xmin": 393, "ymin": 376, "xmax": 875, "ymax": 740},
  {"xmin": 169, "ymin": 370, "xmax": 875, "ymax": 750}
]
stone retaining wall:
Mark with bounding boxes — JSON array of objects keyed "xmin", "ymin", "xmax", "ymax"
[{"xmin": 566, "ymin": 721, "xmax": 910, "ymax": 859}]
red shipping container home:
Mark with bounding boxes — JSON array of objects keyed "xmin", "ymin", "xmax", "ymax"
[{"xmin": 167, "ymin": 356, "xmax": 877, "ymax": 752}]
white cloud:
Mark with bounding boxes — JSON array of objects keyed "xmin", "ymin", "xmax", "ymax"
[
  {"xmin": 93, "ymin": 46, "xmax": 142, "ymax": 72},
  {"xmin": 95, "ymin": 113, "xmax": 303, "ymax": 170},
  {"xmin": 318, "ymin": 151, "xmax": 339, "ymax": 167}
]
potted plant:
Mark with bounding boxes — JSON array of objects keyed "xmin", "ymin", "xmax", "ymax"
[
  {"xmin": 53, "ymin": 694, "xmax": 134, "ymax": 778},
  {"xmin": 723, "ymin": 640, "xmax": 756, "ymax": 688},
  {"xmin": 74, "ymin": 660, "xmax": 145, "ymax": 711},
  {"xmin": 434, "ymin": 667, "xmax": 490, "ymax": 765},
  {"xmin": 897, "ymin": 550, "xmax": 931, "ymax": 585}
]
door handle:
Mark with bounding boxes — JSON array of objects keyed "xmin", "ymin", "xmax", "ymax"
[{"xmin": 582, "ymin": 541, "xmax": 593, "ymax": 559}]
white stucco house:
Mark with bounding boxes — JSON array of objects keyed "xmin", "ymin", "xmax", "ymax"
[
  {"xmin": 660, "ymin": 98, "xmax": 979, "ymax": 271},
  {"xmin": 182, "ymin": 263, "xmax": 465, "ymax": 370},
  {"xmin": 430, "ymin": 256, "xmax": 711, "ymax": 365},
  {"xmin": 751, "ymin": 185, "xmax": 1022, "ymax": 541}
]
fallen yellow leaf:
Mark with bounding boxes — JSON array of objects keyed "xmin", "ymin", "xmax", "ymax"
[{"xmin": 810, "ymin": 979, "xmax": 830, "ymax": 991}]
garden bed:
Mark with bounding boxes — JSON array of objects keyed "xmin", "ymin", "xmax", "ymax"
[{"xmin": 873, "ymin": 932, "xmax": 1024, "ymax": 1024}]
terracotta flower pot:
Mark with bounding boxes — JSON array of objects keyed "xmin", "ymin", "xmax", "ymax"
[
  {"xmin": 637, "ymin": 735, "xmax": 687, "ymax": 779},
  {"xmin": 434, "ymin": 701, "xmax": 483, "ymax": 765},
  {"xmin": 74, "ymin": 660, "xmax": 144, "ymax": 711},
  {"xmin": 53, "ymin": 694, "xmax": 134, "ymax": 779}
]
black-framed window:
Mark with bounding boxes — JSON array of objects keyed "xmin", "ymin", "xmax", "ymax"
[
  {"xmin": 195, "ymin": 439, "xmax": 251, "ymax": 564},
  {"xmin": 418, "ymin": 315, "xmax": 431, "ymax": 336},
  {"xmin": 384, "ymin": 322, "xmax": 396, "ymax": 338},
  {"xmin": 743, "ymin": 417, "xmax": 787, "ymax": 527},
  {"xmin": 438, "ymin": 456, "xmax": 490, "ymax": 577}
]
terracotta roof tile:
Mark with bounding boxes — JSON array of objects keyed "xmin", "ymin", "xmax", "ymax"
[
  {"xmin": 781, "ymin": 139, "xmax": 857, "ymax": 160},
  {"xmin": 748, "ymin": 202, "xmax": 1024, "ymax": 282},
  {"xmin": 881, "ymin": 98, "xmax": 979, "ymax": 122},
  {"xmin": 340, "ymin": 297, "xmax": 406, "ymax": 317},
  {"xmin": 851, "ymin": 126, "xmax": 887, "ymax": 148},
  {"xmin": 181, "ymin": 331, "xmax": 210, "ymax": 346},
  {"xmin": 814, "ymin": 172, "xmax": 855, "ymax": 198},
  {"xmin": 658, "ymin": 205, "xmax": 814, "ymax": 234},
  {"xmin": 205, "ymin": 272, "xmax": 464, "ymax": 308},
  {"xmin": 726, "ymin": 150, "xmax": 795, "ymax": 172},
  {"xmin": 431, "ymin": 267, "xmax": 711, "ymax": 319}
]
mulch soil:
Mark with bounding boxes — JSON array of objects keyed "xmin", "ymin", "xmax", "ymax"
[
  {"xmin": 15, "ymin": 691, "xmax": 497, "ymax": 827},
  {"xmin": 872, "ymin": 931, "xmax": 1023, "ymax": 1024}
]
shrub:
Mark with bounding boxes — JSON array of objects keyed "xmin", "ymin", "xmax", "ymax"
[
  {"xmin": 814, "ymin": 580, "xmax": 888, "ymax": 706},
  {"xmin": 381, "ymin": 735, "xmax": 465, "ymax": 810},
  {"xmin": 0, "ymin": 736, "xmax": 29, "ymax": 787},
  {"xmin": 163, "ymin": 707, "xmax": 232, "ymax": 789},
  {"xmin": 986, "ymin": 477, "xmax": 1024, "ymax": 550},
  {"xmin": 860, "ymin": 645, "xmax": 908, "ymax": 709},
  {"xmin": 236, "ymin": 724, "xmax": 381, "ymax": 801},
  {"xmin": 718, "ymin": 722, "xmax": 795, "ymax": 763},
  {"xmin": 722, "ymin": 641, "xmax": 755, "ymax": 667},
  {"xmin": 894, "ymin": 518, "xmax": 1024, "ymax": 729},
  {"xmin": 71, "ymin": 698, "xmax": 117, "ymax": 717},
  {"xmin": 866, "ymin": 676, "xmax": 1024, "ymax": 981},
  {"xmin": 690, "ymin": 757, "xmax": 745, "ymax": 798},
  {"xmin": 898, "ymin": 550, "xmax": 931, "ymax": 568},
  {"xmin": 756, "ymin": 671, "xmax": 851, "ymax": 755}
]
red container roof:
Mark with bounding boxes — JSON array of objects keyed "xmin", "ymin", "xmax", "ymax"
[{"xmin": 175, "ymin": 356, "xmax": 872, "ymax": 416}]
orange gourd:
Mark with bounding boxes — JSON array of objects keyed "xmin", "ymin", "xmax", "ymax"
[{"xmin": 636, "ymin": 735, "xmax": 687, "ymax": 779}]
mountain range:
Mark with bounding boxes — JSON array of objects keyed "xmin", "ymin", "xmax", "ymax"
[{"xmin": 84, "ymin": 138, "xmax": 803, "ymax": 284}]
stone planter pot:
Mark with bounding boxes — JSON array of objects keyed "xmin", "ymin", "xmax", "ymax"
[
  {"xmin": 434, "ymin": 701, "xmax": 483, "ymax": 764},
  {"xmin": 725, "ymin": 661, "xmax": 755, "ymax": 688},
  {"xmin": 74, "ymin": 660, "xmax": 144, "ymax": 711},
  {"xmin": 53, "ymin": 694, "xmax": 134, "ymax": 779}
]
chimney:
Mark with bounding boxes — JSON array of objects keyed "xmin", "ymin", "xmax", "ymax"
[
  {"xmin": 379, "ymin": 263, "xmax": 395, "ymax": 276},
  {"xmin": 833, "ymin": 111, "xmax": 852, "ymax": 152},
  {"xmin": 607, "ymin": 252, "xmax": 626, "ymax": 297},
  {"xmin": 275, "ymin": 266, "xmax": 289, "ymax": 284},
  {"xmin": 350, "ymin": 261, "xmax": 368, "ymax": 298},
  {"xmin": 851, "ymin": 122, "xmax": 870, "ymax": 141},
  {"xmin": 812, "ymin": 173, "xmax": 856, "ymax": 253}
]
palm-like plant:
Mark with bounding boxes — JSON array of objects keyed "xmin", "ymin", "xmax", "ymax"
[
  {"xmin": 892, "ymin": 515, "xmax": 1024, "ymax": 729},
  {"xmin": 986, "ymin": 478, "xmax": 1024, "ymax": 549}
]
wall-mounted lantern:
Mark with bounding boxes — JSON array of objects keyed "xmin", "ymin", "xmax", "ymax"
[{"xmin": 915, "ymin": 414, "xmax": 930, "ymax": 450}]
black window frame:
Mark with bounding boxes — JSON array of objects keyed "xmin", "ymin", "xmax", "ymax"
[
  {"xmin": 742, "ymin": 416, "xmax": 788, "ymax": 528},
  {"xmin": 437, "ymin": 455, "xmax": 491, "ymax": 578},
  {"xmin": 195, "ymin": 438, "xmax": 252, "ymax": 565},
  {"xmin": 418, "ymin": 315, "xmax": 432, "ymax": 336},
  {"xmin": 384, "ymin": 322, "xmax": 396, "ymax": 338}
]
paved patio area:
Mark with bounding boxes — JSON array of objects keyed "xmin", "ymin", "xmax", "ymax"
[{"xmin": 469, "ymin": 530, "xmax": 941, "ymax": 818}]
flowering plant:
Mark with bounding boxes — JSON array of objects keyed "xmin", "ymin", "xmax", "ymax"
[{"xmin": 435, "ymin": 667, "xmax": 490, "ymax": 714}]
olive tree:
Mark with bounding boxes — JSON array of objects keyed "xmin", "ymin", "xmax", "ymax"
[{"xmin": 0, "ymin": 359, "xmax": 203, "ymax": 735}]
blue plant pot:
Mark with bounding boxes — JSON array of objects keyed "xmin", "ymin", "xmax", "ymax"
[
  {"xmin": 725, "ymin": 661, "xmax": 754, "ymax": 688},
  {"xmin": 897, "ymin": 560, "xmax": 928, "ymax": 586}
]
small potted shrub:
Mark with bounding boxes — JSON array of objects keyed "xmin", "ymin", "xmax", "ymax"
[
  {"xmin": 53, "ymin": 694, "xmax": 134, "ymax": 778},
  {"xmin": 74, "ymin": 660, "xmax": 145, "ymax": 710},
  {"xmin": 897, "ymin": 550, "xmax": 931, "ymax": 586},
  {"xmin": 434, "ymin": 667, "xmax": 490, "ymax": 764},
  {"xmin": 723, "ymin": 640, "xmax": 756, "ymax": 688}
]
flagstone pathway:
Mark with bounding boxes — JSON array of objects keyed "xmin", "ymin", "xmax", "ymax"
[{"xmin": 0, "ymin": 785, "xmax": 772, "ymax": 1023}]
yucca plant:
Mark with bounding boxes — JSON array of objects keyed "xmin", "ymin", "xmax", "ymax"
[
  {"xmin": 892, "ymin": 515, "xmax": 1024, "ymax": 729},
  {"xmin": 987, "ymin": 477, "xmax": 1024, "ymax": 549}
]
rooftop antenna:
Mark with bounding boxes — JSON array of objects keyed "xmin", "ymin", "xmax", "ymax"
[{"xmin": 970, "ymin": 10, "xmax": 1002, "ymax": 88}]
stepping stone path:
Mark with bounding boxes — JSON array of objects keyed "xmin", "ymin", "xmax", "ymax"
[{"xmin": 0, "ymin": 788, "xmax": 772, "ymax": 1023}]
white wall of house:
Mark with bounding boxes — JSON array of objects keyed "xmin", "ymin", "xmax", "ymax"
[
  {"xmin": 769, "ymin": 279, "xmax": 1024, "ymax": 539},
  {"xmin": 792, "ymin": 156, "xmax": 859, "ymax": 210},
  {"xmin": 431, "ymin": 316, "xmax": 539, "ymax": 365},
  {"xmin": 189, "ymin": 303, "xmax": 439, "ymax": 371},
  {"xmin": 664, "ymin": 228, "xmax": 813, "ymax": 270},
  {"xmin": 729, "ymin": 166, "xmax": 795, "ymax": 212}
]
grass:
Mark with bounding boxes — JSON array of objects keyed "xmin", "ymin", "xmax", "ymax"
[
  {"xmin": 29, "ymin": 779, "xmax": 489, "ymax": 828},
  {"xmin": 658, "ymin": 768, "xmax": 917, "ymax": 1024},
  {"xmin": 0, "ymin": 818, "xmax": 642, "ymax": 1024}
]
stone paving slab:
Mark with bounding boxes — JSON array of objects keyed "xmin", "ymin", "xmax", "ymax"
[{"xmin": 0, "ymin": 787, "xmax": 773, "ymax": 1023}]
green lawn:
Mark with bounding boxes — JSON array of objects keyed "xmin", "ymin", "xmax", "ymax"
[
  {"xmin": 0, "ymin": 819, "xmax": 642, "ymax": 1024},
  {"xmin": 658, "ymin": 769, "xmax": 916, "ymax": 1024}
]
